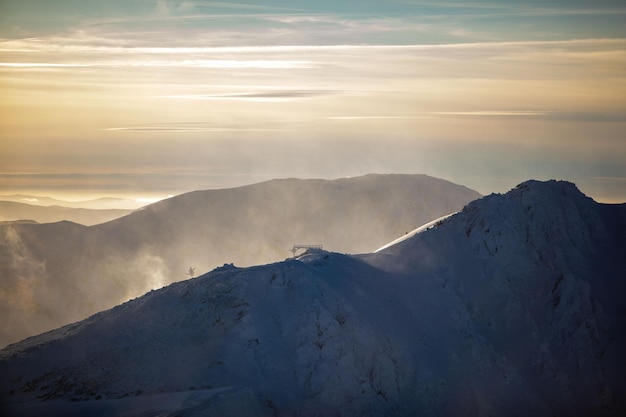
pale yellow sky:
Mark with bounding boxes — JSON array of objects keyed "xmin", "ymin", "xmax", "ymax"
[{"xmin": 1, "ymin": 1, "xmax": 625, "ymax": 202}]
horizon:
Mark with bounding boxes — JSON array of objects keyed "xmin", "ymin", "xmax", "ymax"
[
  {"xmin": 1, "ymin": 0, "xmax": 625, "ymax": 203},
  {"xmin": 2, "ymin": 173, "xmax": 624, "ymax": 207}
]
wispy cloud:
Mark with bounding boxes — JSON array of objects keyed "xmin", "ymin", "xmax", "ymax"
[
  {"xmin": 155, "ymin": 90, "xmax": 337, "ymax": 102},
  {"xmin": 105, "ymin": 126, "xmax": 292, "ymax": 132},
  {"xmin": 4, "ymin": 36, "xmax": 624, "ymax": 54},
  {"xmin": 174, "ymin": 1, "xmax": 311, "ymax": 13},
  {"xmin": 0, "ymin": 63, "xmax": 90, "ymax": 68},
  {"xmin": 432, "ymin": 111, "xmax": 552, "ymax": 117},
  {"xmin": 328, "ymin": 116, "xmax": 434, "ymax": 120},
  {"xmin": 3, "ymin": 37, "xmax": 625, "ymax": 81},
  {"xmin": 402, "ymin": 1, "xmax": 626, "ymax": 17}
]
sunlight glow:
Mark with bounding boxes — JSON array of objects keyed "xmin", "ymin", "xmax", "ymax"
[{"xmin": 0, "ymin": 1, "xmax": 624, "ymax": 202}]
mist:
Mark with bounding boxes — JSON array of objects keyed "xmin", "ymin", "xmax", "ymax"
[{"xmin": 0, "ymin": 174, "xmax": 480, "ymax": 347}]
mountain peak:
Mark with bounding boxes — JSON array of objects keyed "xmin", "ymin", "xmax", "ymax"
[
  {"xmin": 456, "ymin": 179, "xmax": 599, "ymax": 239},
  {"xmin": 377, "ymin": 179, "xmax": 611, "ymax": 279},
  {"xmin": 510, "ymin": 179, "xmax": 591, "ymax": 201}
]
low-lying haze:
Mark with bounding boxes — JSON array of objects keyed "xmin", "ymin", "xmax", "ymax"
[
  {"xmin": 0, "ymin": 174, "xmax": 479, "ymax": 347},
  {"xmin": 1, "ymin": 0, "xmax": 625, "ymax": 202}
]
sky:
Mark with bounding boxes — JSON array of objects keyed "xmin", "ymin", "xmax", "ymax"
[{"xmin": 1, "ymin": 0, "xmax": 625, "ymax": 203}]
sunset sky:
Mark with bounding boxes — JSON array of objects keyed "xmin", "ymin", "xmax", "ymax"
[{"xmin": 1, "ymin": 0, "xmax": 625, "ymax": 202}]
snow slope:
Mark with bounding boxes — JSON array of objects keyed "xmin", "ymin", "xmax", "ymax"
[
  {"xmin": 1, "ymin": 180, "xmax": 624, "ymax": 417},
  {"xmin": 2, "ymin": 387, "xmax": 262, "ymax": 417},
  {"xmin": 373, "ymin": 212, "xmax": 457, "ymax": 252}
]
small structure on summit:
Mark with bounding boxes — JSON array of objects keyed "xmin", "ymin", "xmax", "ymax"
[{"xmin": 290, "ymin": 244, "xmax": 323, "ymax": 257}]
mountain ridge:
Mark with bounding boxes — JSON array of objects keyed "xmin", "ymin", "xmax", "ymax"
[
  {"xmin": 1, "ymin": 179, "xmax": 624, "ymax": 416},
  {"xmin": 0, "ymin": 174, "xmax": 480, "ymax": 347},
  {"xmin": 0, "ymin": 195, "xmax": 149, "ymax": 210},
  {"xmin": 0, "ymin": 201, "xmax": 134, "ymax": 226}
]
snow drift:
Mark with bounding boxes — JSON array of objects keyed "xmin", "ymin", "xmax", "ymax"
[{"xmin": 1, "ymin": 180, "xmax": 624, "ymax": 416}]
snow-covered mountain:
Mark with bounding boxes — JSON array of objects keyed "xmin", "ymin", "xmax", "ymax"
[
  {"xmin": 1, "ymin": 180, "xmax": 624, "ymax": 417},
  {"xmin": 0, "ymin": 174, "xmax": 479, "ymax": 347}
]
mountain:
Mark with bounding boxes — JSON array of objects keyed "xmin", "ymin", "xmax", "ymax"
[
  {"xmin": 1, "ymin": 180, "xmax": 624, "ymax": 417},
  {"xmin": 0, "ymin": 201, "xmax": 133, "ymax": 226},
  {"xmin": 0, "ymin": 195, "xmax": 148, "ymax": 210},
  {"xmin": 0, "ymin": 174, "xmax": 480, "ymax": 347}
]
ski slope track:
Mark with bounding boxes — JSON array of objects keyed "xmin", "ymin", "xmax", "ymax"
[{"xmin": 1, "ymin": 180, "xmax": 625, "ymax": 417}]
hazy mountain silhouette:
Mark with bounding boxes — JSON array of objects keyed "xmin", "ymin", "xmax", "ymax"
[
  {"xmin": 0, "ymin": 174, "xmax": 479, "ymax": 347},
  {"xmin": 0, "ymin": 195, "xmax": 147, "ymax": 210},
  {"xmin": 1, "ymin": 180, "xmax": 623, "ymax": 416},
  {"xmin": 0, "ymin": 201, "xmax": 133, "ymax": 226}
]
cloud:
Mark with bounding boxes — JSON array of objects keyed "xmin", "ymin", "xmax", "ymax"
[
  {"xmin": 328, "ymin": 116, "xmax": 434, "ymax": 120},
  {"xmin": 4, "ymin": 36, "xmax": 624, "ymax": 63},
  {"xmin": 154, "ymin": 89, "xmax": 337, "ymax": 102},
  {"xmin": 180, "ymin": 1, "xmax": 308, "ymax": 12},
  {"xmin": 151, "ymin": 0, "xmax": 196, "ymax": 16},
  {"xmin": 177, "ymin": 1, "xmax": 195, "ymax": 13},
  {"xmin": 431, "ymin": 111, "xmax": 552, "ymax": 117},
  {"xmin": 405, "ymin": 1, "xmax": 626, "ymax": 18},
  {"xmin": 105, "ymin": 126, "xmax": 292, "ymax": 132},
  {"xmin": 154, "ymin": 0, "xmax": 171, "ymax": 17},
  {"xmin": 0, "ymin": 63, "xmax": 90, "ymax": 68},
  {"xmin": 425, "ymin": 111, "xmax": 626, "ymax": 122}
]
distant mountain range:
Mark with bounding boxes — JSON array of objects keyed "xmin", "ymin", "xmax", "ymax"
[
  {"xmin": 1, "ymin": 180, "xmax": 624, "ymax": 416},
  {"xmin": 0, "ymin": 174, "xmax": 480, "ymax": 347},
  {"xmin": 0, "ymin": 195, "xmax": 149, "ymax": 210},
  {"xmin": 0, "ymin": 201, "xmax": 133, "ymax": 226}
]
